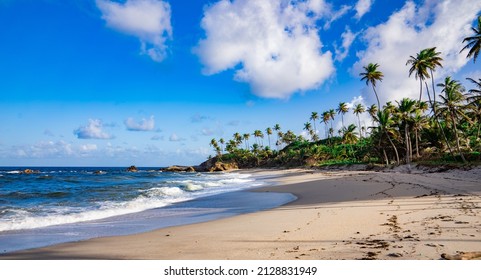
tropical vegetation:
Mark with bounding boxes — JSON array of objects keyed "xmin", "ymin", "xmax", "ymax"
[{"xmin": 206, "ymin": 17, "xmax": 481, "ymax": 168}]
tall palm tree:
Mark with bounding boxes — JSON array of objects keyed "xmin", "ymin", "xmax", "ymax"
[
  {"xmin": 337, "ymin": 102, "xmax": 349, "ymax": 130},
  {"xmin": 253, "ymin": 130, "xmax": 264, "ymax": 146},
  {"xmin": 360, "ymin": 63, "xmax": 384, "ymax": 108},
  {"xmin": 407, "ymin": 48, "xmax": 433, "ymax": 102},
  {"xmin": 273, "ymin": 124, "xmax": 281, "ymax": 150},
  {"xmin": 412, "ymin": 110, "xmax": 429, "ymax": 158},
  {"xmin": 460, "ymin": 15, "xmax": 481, "ymax": 63},
  {"xmin": 303, "ymin": 122, "xmax": 313, "ymax": 140},
  {"xmin": 328, "ymin": 109, "xmax": 336, "ymax": 135},
  {"xmin": 310, "ymin": 112, "xmax": 319, "ymax": 138},
  {"xmin": 436, "ymin": 77, "xmax": 469, "ymax": 163},
  {"xmin": 353, "ymin": 104, "xmax": 365, "ymax": 139},
  {"xmin": 265, "ymin": 127, "xmax": 273, "ymax": 148},
  {"xmin": 322, "ymin": 111, "xmax": 330, "ymax": 140},
  {"xmin": 396, "ymin": 98, "xmax": 417, "ymax": 163},
  {"xmin": 219, "ymin": 138, "xmax": 225, "ymax": 153},
  {"xmin": 243, "ymin": 133, "xmax": 250, "ymax": 150},
  {"xmin": 233, "ymin": 132, "xmax": 242, "ymax": 147}
]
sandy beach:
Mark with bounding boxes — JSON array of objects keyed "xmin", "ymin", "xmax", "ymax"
[{"xmin": 2, "ymin": 166, "xmax": 481, "ymax": 260}]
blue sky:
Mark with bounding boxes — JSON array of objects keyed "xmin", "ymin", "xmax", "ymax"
[{"xmin": 1, "ymin": 0, "xmax": 480, "ymax": 167}]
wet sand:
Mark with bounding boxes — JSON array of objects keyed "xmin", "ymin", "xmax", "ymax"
[{"xmin": 2, "ymin": 166, "xmax": 481, "ymax": 260}]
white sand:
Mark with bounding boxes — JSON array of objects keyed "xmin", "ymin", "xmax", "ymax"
[{"xmin": 2, "ymin": 167, "xmax": 481, "ymax": 260}]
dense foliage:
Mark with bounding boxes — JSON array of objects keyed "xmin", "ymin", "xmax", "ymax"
[{"xmin": 207, "ymin": 16, "xmax": 481, "ymax": 168}]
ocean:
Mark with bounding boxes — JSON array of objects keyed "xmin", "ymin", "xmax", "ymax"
[{"xmin": 0, "ymin": 167, "xmax": 295, "ymax": 253}]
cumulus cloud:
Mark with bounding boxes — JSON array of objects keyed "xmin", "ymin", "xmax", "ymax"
[
  {"xmin": 124, "ymin": 115, "xmax": 155, "ymax": 131},
  {"xmin": 354, "ymin": 0, "xmax": 374, "ymax": 20},
  {"xmin": 354, "ymin": 0, "xmax": 481, "ymax": 105},
  {"xmin": 74, "ymin": 119, "xmax": 113, "ymax": 139},
  {"xmin": 195, "ymin": 0, "xmax": 335, "ymax": 99},
  {"xmin": 96, "ymin": 0, "xmax": 172, "ymax": 62},
  {"xmin": 335, "ymin": 27, "xmax": 356, "ymax": 61}
]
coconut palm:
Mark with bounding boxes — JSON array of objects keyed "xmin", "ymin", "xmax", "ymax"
[
  {"xmin": 321, "ymin": 111, "xmax": 330, "ymax": 140},
  {"xmin": 436, "ymin": 77, "xmax": 469, "ymax": 163},
  {"xmin": 367, "ymin": 104, "xmax": 378, "ymax": 128},
  {"xmin": 337, "ymin": 102, "xmax": 349, "ymax": 130},
  {"xmin": 265, "ymin": 127, "xmax": 273, "ymax": 148},
  {"xmin": 360, "ymin": 63, "xmax": 383, "ymax": 108},
  {"xmin": 328, "ymin": 109, "xmax": 336, "ymax": 135},
  {"xmin": 253, "ymin": 130, "xmax": 264, "ymax": 146},
  {"xmin": 461, "ymin": 15, "xmax": 481, "ymax": 63},
  {"xmin": 342, "ymin": 124, "xmax": 358, "ymax": 144},
  {"xmin": 396, "ymin": 98, "xmax": 417, "ymax": 163},
  {"xmin": 374, "ymin": 109, "xmax": 400, "ymax": 164},
  {"xmin": 467, "ymin": 77, "xmax": 481, "ymax": 138},
  {"xmin": 243, "ymin": 133, "xmax": 250, "ymax": 150},
  {"xmin": 411, "ymin": 110, "xmax": 429, "ymax": 158},
  {"xmin": 353, "ymin": 104, "xmax": 365, "ymax": 139},
  {"xmin": 310, "ymin": 112, "xmax": 319, "ymax": 138}
]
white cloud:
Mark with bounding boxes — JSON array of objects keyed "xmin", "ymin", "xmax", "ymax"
[
  {"xmin": 195, "ymin": 0, "xmax": 335, "ymax": 99},
  {"xmin": 335, "ymin": 27, "xmax": 356, "ymax": 61},
  {"xmin": 124, "ymin": 115, "xmax": 155, "ymax": 131},
  {"xmin": 354, "ymin": 0, "xmax": 481, "ymax": 105},
  {"xmin": 354, "ymin": 0, "xmax": 374, "ymax": 20},
  {"xmin": 74, "ymin": 119, "xmax": 113, "ymax": 139},
  {"xmin": 96, "ymin": 0, "xmax": 172, "ymax": 62}
]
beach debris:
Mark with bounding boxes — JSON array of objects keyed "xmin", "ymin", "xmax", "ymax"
[
  {"xmin": 441, "ymin": 251, "xmax": 481, "ymax": 260},
  {"xmin": 387, "ymin": 252, "xmax": 403, "ymax": 258}
]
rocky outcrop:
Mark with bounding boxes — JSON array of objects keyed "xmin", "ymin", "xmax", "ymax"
[
  {"xmin": 161, "ymin": 165, "xmax": 196, "ymax": 172},
  {"xmin": 126, "ymin": 165, "xmax": 138, "ymax": 172},
  {"xmin": 196, "ymin": 157, "xmax": 238, "ymax": 172},
  {"xmin": 22, "ymin": 169, "xmax": 40, "ymax": 174}
]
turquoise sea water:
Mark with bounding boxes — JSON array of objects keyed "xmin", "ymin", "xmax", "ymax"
[{"xmin": 0, "ymin": 167, "xmax": 295, "ymax": 253}]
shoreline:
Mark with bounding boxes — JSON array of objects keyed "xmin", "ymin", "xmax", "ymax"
[{"xmin": 2, "ymin": 167, "xmax": 481, "ymax": 259}]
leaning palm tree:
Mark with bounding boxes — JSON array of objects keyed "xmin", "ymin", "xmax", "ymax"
[
  {"xmin": 342, "ymin": 124, "xmax": 359, "ymax": 144},
  {"xmin": 367, "ymin": 104, "xmax": 378, "ymax": 128},
  {"xmin": 374, "ymin": 109, "xmax": 400, "ymax": 165},
  {"xmin": 436, "ymin": 77, "xmax": 469, "ymax": 163},
  {"xmin": 243, "ymin": 133, "xmax": 250, "ymax": 150},
  {"xmin": 360, "ymin": 63, "xmax": 384, "ymax": 108},
  {"xmin": 466, "ymin": 77, "xmax": 481, "ymax": 138},
  {"xmin": 407, "ymin": 48, "xmax": 433, "ymax": 102},
  {"xmin": 353, "ymin": 103, "xmax": 365, "ymax": 139},
  {"xmin": 337, "ymin": 102, "xmax": 349, "ymax": 130},
  {"xmin": 460, "ymin": 15, "xmax": 481, "ymax": 63}
]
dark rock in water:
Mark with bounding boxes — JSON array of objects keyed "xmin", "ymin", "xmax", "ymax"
[
  {"xmin": 126, "ymin": 165, "xmax": 138, "ymax": 172},
  {"xmin": 22, "ymin": 169, "xmax": 40, "ymax": 174},
  {"xmin": 161, "ymin": 166, "xmax": 197, "ymax": 172},
  {"xmin": 93, "ymin": 170, "xmax": 105, "ymax": 175}
]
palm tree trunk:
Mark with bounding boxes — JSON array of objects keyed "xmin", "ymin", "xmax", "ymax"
[
  {"xmin": 405, "ymin": 124, "xmax": 411, "ymax": 164},
  {"xmin": 415, "ymin": 128, "xmax": 420, "ymax": 158},
  {"xmin": 451, "ymin": 112, "xmax": 467, "ymax": 163},
  {"xmin": 372, "ymin": 84, "xmax": 381, "ymax": 109},
  {"xmin": 385, "ymin": 129, "xmax": 400, "ymax": 164},
  {"xmin": 419, "ymin": 79, "xmax": 423, "ymax": 102},
  {"xmin": 425, "ymin": 82, "xmax": 457, "ymax": 160},
  {"xmin": 358, "ymin": 116, "xmax": 362, "ymax": 140}
]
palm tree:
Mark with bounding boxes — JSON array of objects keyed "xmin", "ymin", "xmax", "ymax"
[
  {"xmin": 353, "ymin": 104, "xmax": 365, "ymax": 139},
  {"xmin": 322, "ymin": 111, "xmax": 330, "ymax": 140},
  {"xmin": 407, "ymin": 48, "xmax": 433, "ymax": 102},
  {"xmin": 412, "ymin": 110, "xmax": 429, "ymax": 158},
  {"xmin": 243, "ymin": 133, "xmax": 250, "ymax": 150},
  {"xmin": 460, "ymin": 15, "xmax": 481, "ymax": 63},
  {"xmin": 253, "ymin": 130, "xmax": 264, "ymax": 146},
  {"xmin": 467, "ymin": 77, "xmax": 481, "ymax": 138},
  {"xmin": 273, "ymin": 124, "xmax": 281, "ymax": 150},
  {"xmin": 374, "ymin": 109, "xmax": 400, "ymax": 164},
  {"xmin": 233, "ymin": 132, "xmax": 242, "ymax": 147},
  {"xmin": 210, "ymin": 138, "xmax": 221, "ymax": 156},
  {"xmin": 360, "ymin": 63, "xmax": 384, "ymax": 108},
  {"xmin": 367, "ymin": 104, "xmax": 378, "ymax": 128},
  {"xmin": 265, "ymin": 127, "xmax": 273, "ymax": 148},
  {"xmin": 396, "ymin": 98, "xmax": 417, "ymax": 163},
  {"xmin": 219, "ymin": 138, "xmax": 225, "ymax": 153},
  {"xmin": 436, "ymin": 77, "xmax": 469, "ymax": 163},
  {"xmin": 328, "ymin": 109, "xmax": 336, "ymax": 135},
  {"xmin": 342, "ymin": 124, "xmax": 358, "ymax": 144},
  {"xmin": 337, "ymin": 102, "xmax": 349, "ymax": 130},
  {"xmin": 310, "ymin": 112, "xmax": 319, "ymax": 139}
]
